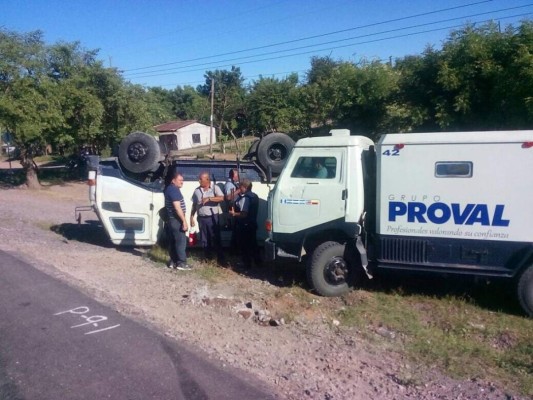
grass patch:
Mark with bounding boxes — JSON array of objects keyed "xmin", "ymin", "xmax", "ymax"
[
  {"xmin": 335, "ymin": 287, "xmax": 533, "ymax": 396},
  {"xmin": 147, "ymin": 245, "xmax": 229, "ymax": 282},
  {"xmin": 192, "ymin": 263, "xmax": 229, "ymax": 283}
]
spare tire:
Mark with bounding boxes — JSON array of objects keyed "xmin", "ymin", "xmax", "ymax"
[
  {"xmin": 257, "ymin": 132, "xmax": 295, "ymax": 174},
  {"xmin": 118, "ymin": 131, "xmax": 162, "ymax": 174}
]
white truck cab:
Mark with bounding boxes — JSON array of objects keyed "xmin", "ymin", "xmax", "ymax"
[{"xmin": 265, "ymin": 129, "xmax": 533, "ymax": 317}]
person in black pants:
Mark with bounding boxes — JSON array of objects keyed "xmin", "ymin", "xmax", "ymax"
[
  {"xmin": 190, "ymin": 171, "xmax": 225, "ymax": 265},
  {"xmin": 164, "ymin": 169, "xmax": 191, "ymax": 270},
  {"xmin": 229, "ymin": 178, "xmax": 262, "ymax": 269}
]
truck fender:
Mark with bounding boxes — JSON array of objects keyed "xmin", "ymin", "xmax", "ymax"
[{"xmin": 355, "ymin": 236, "xmax": 373, "ymax": 279}]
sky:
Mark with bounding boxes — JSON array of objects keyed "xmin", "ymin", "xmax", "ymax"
[{"xmin": 2, "ymin": 0, "xmax": 532, "ymax": 89}]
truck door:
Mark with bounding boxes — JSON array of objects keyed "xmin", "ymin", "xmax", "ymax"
[
  {"xmin": 274, "ymin": 148, "xmax": 346, "ymax": 233},
  {"xmin": 97, "ymin": 175, "xmax": 158, "ymax": 246}
]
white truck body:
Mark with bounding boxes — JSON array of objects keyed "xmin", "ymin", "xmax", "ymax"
[
  {"xmin": 377, "ymin": 131, "xmax": 532, "ymax": 243},
  {"xmin": 265, "ymin": 129, "xmax": 533, "ymax": 315}
]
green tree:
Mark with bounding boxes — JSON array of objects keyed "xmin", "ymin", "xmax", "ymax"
[
  {"xmin": 435, "ymin": 21, "xmax": 533, "ymax": 129},
  {"xmin": 0, "ymin": 30, "xmax": 61, "ymax": 188},
  {"xmin": 169, "ymin": 85, "xmax": 210, "ymax": 122},
  {"xmin": 197, "ymin": 67, "xmax": 246, "ymax": 148},
  {"xmin": 145, "ymin": 86, "xmax": 175, "ymax": 125},
  {"xmin": 246, "ymin": 73, "xmax": 306, "ymax": 136}
]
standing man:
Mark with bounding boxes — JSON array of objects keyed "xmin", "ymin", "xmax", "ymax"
[
  {"xmin": 224, "ymin": 168, "xmax": 241, "ymax": 203},
  {"xmin": 164, "ymin": 169, "xmax": 191, "ymax": 270},
  {"xmin": 224, "ymin": 168, "xmax": 240, "ymax": 254},
  {"xmin": 190, "ymin": 171, "xmax": 226, "ymax": 265},
  {"xmin": 229, "ymin": 178, "xmax": 261, "ymax": 269}
]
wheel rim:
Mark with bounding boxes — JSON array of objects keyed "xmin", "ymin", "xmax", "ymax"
[
  {"xmin": 127, "ymin": 142, "xmax": 148, "ymax": 163},
  {"xmin": 323, "ymin": 256, "xmax": 348, "ymax": 286},
  {"xmin": 267, "ymin": 143, "xmax": 287, "ymax": 161}
]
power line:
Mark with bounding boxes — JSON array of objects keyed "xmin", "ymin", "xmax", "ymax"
[
  {"xmin": 124, "ymin": 8, "xmax": 532, "ymax": 80},
  {"xmin": 123, "ymin": 0, "xmax": 495, "ymax": 73},
  {"xmin": 132, "ymin": 12, "xmax": 531, "ymax": 87},
  {"xmin": 157, "ymin": 70, "xmax": 308, "ymax": 88}
]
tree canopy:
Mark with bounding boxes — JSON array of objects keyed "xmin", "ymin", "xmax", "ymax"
[{"xmin": 1, "ymin": 20, "xmax": 532, "ymax": 187}]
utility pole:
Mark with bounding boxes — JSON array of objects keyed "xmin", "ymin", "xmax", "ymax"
[{"xmin": 209, "ymin": 77, "xmax": 214, "ymax": 154}]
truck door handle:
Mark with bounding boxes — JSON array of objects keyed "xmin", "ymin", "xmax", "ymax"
[{"xmin": 342, "ymin": 189, "xmax": 347, "ymax": 200}]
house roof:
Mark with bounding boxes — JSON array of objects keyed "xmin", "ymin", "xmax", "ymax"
[{"xmin": 154, "ymin": 120, "xmax": 197, "ymax": 133}]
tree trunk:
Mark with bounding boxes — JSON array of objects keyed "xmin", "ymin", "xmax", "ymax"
[
  {"xmin": 223, "ymin": 121, "xmax": 240, "ymax": 155},
  {"xmin": 21, "ymin": 156, "xmax": 41, "ymax": 189}
]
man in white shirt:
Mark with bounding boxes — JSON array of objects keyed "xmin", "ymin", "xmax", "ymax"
[{"xmin": 190, "ymin": 172, "xmax": 225, "ymax": 264}]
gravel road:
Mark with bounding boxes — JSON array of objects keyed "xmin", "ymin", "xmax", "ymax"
[{"xmin": 0, "ymin": 175, "xmax": 526, "ymax": 400}]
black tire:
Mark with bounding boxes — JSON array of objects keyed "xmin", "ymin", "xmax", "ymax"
[
  {"xmin": 118, "ymin": 131, "xmax": 162, "ymax": 174},
  {"xmin": 307, "ymin": 241, "xmax": 352, "ymax": 297},
  {"xmin": 257, "ymin": 132, "xmax": 295, "ymax": 174},
  {"xmin": 517, "ymin": 265, "xmax": 533, "ymax": 317}
]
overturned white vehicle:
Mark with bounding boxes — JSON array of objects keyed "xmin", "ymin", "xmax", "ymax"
[{"xmin": 78, "ymin": 131, "xmax": 295, "ymax": 247}]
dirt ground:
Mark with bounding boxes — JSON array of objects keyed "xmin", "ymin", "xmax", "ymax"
[{"xmin": 0, "ymin": 162, "xmax": 527, "ymax": 400}]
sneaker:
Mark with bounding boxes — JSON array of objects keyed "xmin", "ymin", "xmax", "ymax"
[
  {"xmin": 166, "ymin": 260, "xmax": 175, "ymax": 269},
  {"xmin": 175, "ymin": 263, "xmax": 193, "ymax": 271}
]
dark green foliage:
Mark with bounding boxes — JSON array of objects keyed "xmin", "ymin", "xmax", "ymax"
[{"xmin": 1, "ymin": 20, "xmax": 532, "ymax": 187}]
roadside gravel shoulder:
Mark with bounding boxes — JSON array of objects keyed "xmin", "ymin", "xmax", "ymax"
[{"xmin": 0, "ymin": 181, "xmax": 526, "ymax": 400}]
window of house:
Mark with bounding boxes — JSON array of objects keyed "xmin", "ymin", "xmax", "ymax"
[
  {"xmin": 435, "ymin": 161, "xmax": 473, "ymax": 178},
  {"xmin": 192, "ymin": 133, "xmax": 201, "ymax": 144}
]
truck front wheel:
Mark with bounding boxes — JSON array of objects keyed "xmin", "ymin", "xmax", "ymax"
[
  {"xmin": 517, "ymin": 265, "xmax": 533, "ymax": 317},
  {"xmin": 308, "ymin": 241, "xmax": 352, "ymax": 297}
]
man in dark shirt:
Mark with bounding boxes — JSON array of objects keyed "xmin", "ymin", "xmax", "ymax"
[
  {"xmin": 229, "ymin": 178, "xmax": 261, "ymax": 269},
  {"xmin": 224, "ymin": 168, "xmax": 241, "ymax": 254},
  {"xmin": 164, "ymin": 169, "xmax": 191, "ymax": 270}
]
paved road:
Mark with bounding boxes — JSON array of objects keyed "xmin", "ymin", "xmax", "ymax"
[{"xmin": 0, "ymin": 250, "xmax": 279, "ymax": 400}]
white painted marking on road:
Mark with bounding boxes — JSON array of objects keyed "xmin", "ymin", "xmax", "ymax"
[
  {"xmin": 71, "ymin": 315, "xmax": 108, "ymax": 328},
  {"xmin": 54, "ymin": 306, "xmax": 121, "ymax": 335},
  {"xmin": 54, "ymin": 306, "xmax": 90, "ymax": 315},
  {"xmin": 85, "ymin": 324, "xmax": 121, "ymax": 335}
]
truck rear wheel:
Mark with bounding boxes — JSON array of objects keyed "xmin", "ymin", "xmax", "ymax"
[
  {"xmin": 517, "ymin": 265, "xmax": 533, "ymax": 317},
  {"xmin": 307, "ymin": 241, "xmax": 351, "ymax": 297},
  {"xmin": 256, "ymin": 132, "xmax": 295, "ymax": 174},
  {"xmin": 118, "ymin": 131, "xmax": 162, "ymax": 174}
]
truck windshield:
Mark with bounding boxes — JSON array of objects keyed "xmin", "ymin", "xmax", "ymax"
[{"xmin": 290, "ymin": 156, "xmax": 337, "ymax": 179}]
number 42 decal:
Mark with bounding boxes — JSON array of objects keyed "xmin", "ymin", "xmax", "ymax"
[{"xmin": 382, "ymin": 149, "xmax": 400, "ymax": 156}]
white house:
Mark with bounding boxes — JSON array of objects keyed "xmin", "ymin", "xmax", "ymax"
[{"xmin": 155, "ymin": 120, "xmax": 216, "ymax": 151}]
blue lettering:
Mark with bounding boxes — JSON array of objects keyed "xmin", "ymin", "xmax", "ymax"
[
  {"xmin": 407, "ymin": 202, "xmax": 427, "ymax": 223},
  {"xmin": 492, "ymin": 205, "xmax": 510, "ymax": 227},
  {"xmin": 451, "ymin": 203, "xmax": 474, "ymax": 224},
  {"xmin": 387, "ymin": 201, "xmax": 510, "ymax": 227},
  {"xmin": 465, "ymin": 205, "xmax": 490, "ymax": 226},
  {"xmin": 427, "ymin": 203, "xmax": 451, "ymax": 224},
  {"xmin": 389, "ymin": 202, "xmax": 407, "ymax": 221}
]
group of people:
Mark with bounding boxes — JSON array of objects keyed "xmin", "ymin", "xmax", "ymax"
[{"xmin": 164, "ymin": 168, "xmax": 261, "ymax": 271}]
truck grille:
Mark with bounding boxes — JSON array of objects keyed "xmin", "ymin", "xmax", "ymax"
[{"xmin": 379, "ymin": 237, "xmax": 429, "ymax": 264}]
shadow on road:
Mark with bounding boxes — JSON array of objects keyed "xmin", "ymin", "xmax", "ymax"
[
  {"xmin": 51, "ymin": 220, "xmax": 112, "ymax": 247},
  {"xmin": 50, "ymin": 220, "xmax": 146, "ymax": 257}
]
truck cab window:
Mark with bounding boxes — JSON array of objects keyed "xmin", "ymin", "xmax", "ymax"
[
  {"xmin": 435, "ymin": 161, "xmax": 473, "ymax": 178},
  {"xmin": 291, "ymin": 156, "xmax": 337, "ymax": 179}
]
